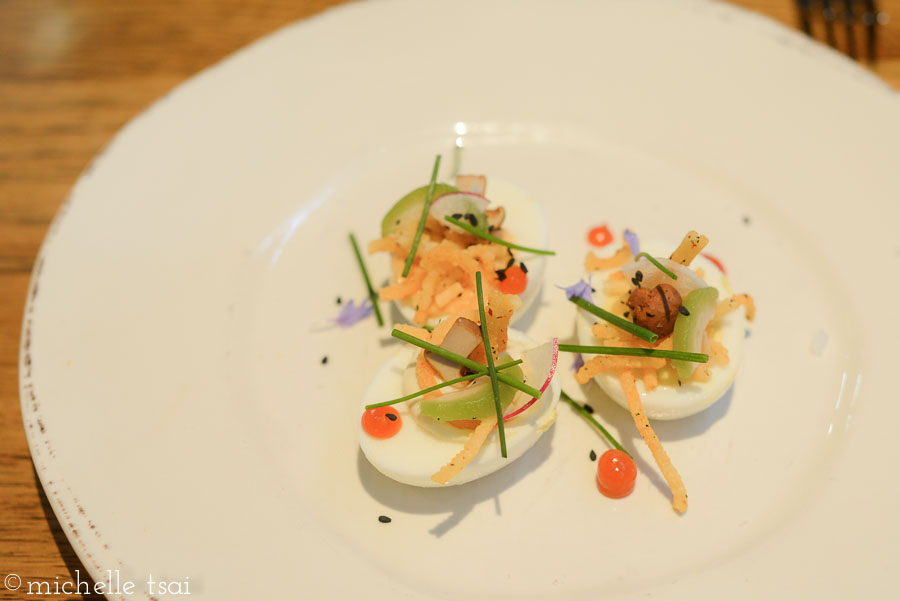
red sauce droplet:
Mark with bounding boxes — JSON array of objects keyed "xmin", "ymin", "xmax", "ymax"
[
  {"xmin": 361, "ymin": 406, "xmax": 402, "ymax": 439},
  {"xmin": 587, "ymin": 225, "xmax": 613, "ymax": 247},
  {"xmin": 498, "ymin": 265, "xmax": 528, "ymax": 295},
  {"xmin": 596, "ymin": 449, "xmax": 637, "ymax": 498},
  {"xmin": 701, "ymin": 252, "xmax": 726, "ymax": 274}
]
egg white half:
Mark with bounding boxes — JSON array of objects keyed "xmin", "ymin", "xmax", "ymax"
[
  {"xmin": 576, "ymin": 243, "xmax": 748, "ymax": 420},
  {"xmin": 359, "ymin": 329, "xmax": 561, "ymax": 487},
  {"xmin": 394, "ymin": 178, "xmax": 547, "ymax": 327}
]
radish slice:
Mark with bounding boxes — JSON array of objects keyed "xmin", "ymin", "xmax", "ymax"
[
  {"xmin": 504, "ymin": 338, "xmax": 559, "ymax": 422},
  {"xmin": 429, "ymin": 192, "xmax": 490, "ymax": 234}
]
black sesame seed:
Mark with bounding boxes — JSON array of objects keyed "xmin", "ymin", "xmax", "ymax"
[
  {"xmin": 589, "ymin": 450, "xmax": 597, "ymax": 461},
  {"xmin": 451, "ymin": 213, "xmax": 463, "ymax": 220},
  {"xmin": 520, "ymin": 262, "xmax": 528, "ymax": 274},
  {"xmin": 591, "ymin": 287, "xmax": 596, "ymax": 293},
  {"xmin": 496, "ymin": 269, "xmax": 508, "ymax": 282},
  {"xmin": 506, "ymin": 257, "xmax": 515, "ymax": 268},
  {"xmin": 336, "ymin": 296, "xmax": 342, "ymax": 305},
  {"xmin": 321, "ymin": 356, "xmax": 328, "ymax": 365},
  {"xmin": 583, "ymin": 404, "xmax": 594, "ymax": 414},
  {"xmin": 623, "ymin": 311, "xmax": 630, "ymax": 318},
  {"xmin": 678, "ymin": 306, "xmax": 690, "ymax": 316},
  {"xmin": 465, "ymin": 213, "xmax": 479, "ymax": 227},
  {"xmin": 378, "ymin": 515, "xmax": 392, "ymax": 523},
  {"xmin": 646, "ymin": 312, "xmax": 655, "ymax": 318},
  {"xmin": 635, "ymin": 270, "xmax": 643, "ymax": 282},
  {"xmin": 385, "ymin": 413, "xmax": 398, "ymax": 421}
]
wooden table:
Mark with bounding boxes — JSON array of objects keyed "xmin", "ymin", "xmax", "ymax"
[{"xmin": 1, "ymin": 1, "xmax": 897, "ymax": 597}]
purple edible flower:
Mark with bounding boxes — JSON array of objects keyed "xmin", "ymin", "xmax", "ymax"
[
  {"xmin": 571, "ymin": 353, "xmax": 585, "ymax": 372},
  {"xmin": 557, "ymin": 278, "xmax": 593, "ymax": 304},
  {"xmin": 623, "ymin": 229, "xmax": 640, "ymax": 256},
  {"xmin": 331, "ymin": 298, "xmax": 373, "ymax": 328}
]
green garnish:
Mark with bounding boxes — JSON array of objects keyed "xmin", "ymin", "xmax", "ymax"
[
  {"xmin": 568, "ymin": 296, "xmax": 659, "ymax": 344},
  {"xmin": 349, "ymin": 232, "xmax": 383, "ymax": 327},
  {"xmin": 401, "ymin": 155, "xmax": 442, "ymax": 278},
  {"xmin": 672, "ymin": 287, "xmax": 719, "ymax": 379},
  {"xmin": 444, "ymin": 216, "xmax": 556, "ymax": 256},
  {"xmin": 364, "ymin": 359, "xmax": 523, "ymax": 410},
  {"xmin": 634, "ymin": 252, "xmax": 678, "ymax": 280},
  {"xmin": 476, "ymin": 271, "xmax": 507, "ymax": 458},
  {"xmin": 391, "ymin": 330, "xmax": 543, "ymax": 399},
  {"xmin": 558, "ymin": 344, "xmax": 708, "ymax": 363},
  {"xmin": 560, "ymin": 390, "xmax": 631, "ymax": 458}
]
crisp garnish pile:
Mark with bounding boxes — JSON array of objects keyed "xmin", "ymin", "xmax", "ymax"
[
  {"xmin": 355, "ymin": 160, "xmax": 757, "ymax": 513},
  {"xmin": 368, "ymin": 155, "xmax": 553, "ymax": 325}
]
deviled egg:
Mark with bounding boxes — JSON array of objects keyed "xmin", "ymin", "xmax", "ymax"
[
  {"xmin": 574, "ymin": 231, "xmax": 755, "ymax": 420},
  {"xmin": 359, "ymin": 294, "xmax": 560, "ymax": 487},
  {"xmin": 369, "ymin": 173, "xmax": 550, "ymax": 328}
]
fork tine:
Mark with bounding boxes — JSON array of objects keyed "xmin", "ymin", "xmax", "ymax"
[
  {"xmin": 798, "ymin": 0, "xmax": 813, "ymax": 35},
  {"xmin": 863, "ymin": 0, "xmax": 878, "ymax": 61},
  {"xmin": 822, "ymin": 0, "xmax": 838, "ymax": 47},
  {"xmin": 844, "ymin": 1, "xmax": 858, "ymax": 59}
]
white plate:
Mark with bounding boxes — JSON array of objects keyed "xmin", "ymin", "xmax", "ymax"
[{"xmin": 20, "ymin": 1, "xmax": 900, "ymax": 599}]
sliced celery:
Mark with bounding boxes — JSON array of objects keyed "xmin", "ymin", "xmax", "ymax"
[{"xmin": 672, "ymin": 287, "xmax": 719, "ymax": 380}]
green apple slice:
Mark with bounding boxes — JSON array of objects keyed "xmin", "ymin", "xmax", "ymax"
[
  {"xmin": 418, "ymin": 360, "xmax": 524, "ymax": 421},
  {"xmin": 381, "ymin": 183, "xmax": 457, "ymax": 237},
  {"xmin": 671, "ymin": 286, "xmax": 719, "ymax": 379}
]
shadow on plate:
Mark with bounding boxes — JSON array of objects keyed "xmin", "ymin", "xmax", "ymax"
[
  {"xmin": 573, "ymin": 378, "xmax": 735, "ymax": 505},
  {"xmin": 357, "ymin": 425, "xmax": 556, "ymax": 537}
]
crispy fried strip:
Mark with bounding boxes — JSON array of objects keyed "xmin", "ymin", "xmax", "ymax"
[
  {"xmin": 642, "ymin": 367, "xmax": 659, "ymax": 391},
  {"xmin": 585, "ymin": 246, "xmax": 632, "ymax": 272},
  {"xmin": 710, "ymin": 339, "xmax": 730, "ymax": 366},
  {"xmin": 619, "ymin": 370, "xmax": 688, "ymax": 513},
  {"xmin": 669, "ymin": 230, "xmax": 709, "ymax": 266},
  {"xmin": 393, "ymin": 323, "xmax": 431, "ymax": 341},
  {"xmin": 368, "ymin": 236, "xmax": 403, "ymax": 255},
  {"xmin": 434, "ymin": 281, "xmax": 464, "ymax": 308},
  {"xmin": 714, "ymin": 293, "xmax": 756, "ymax": 322},
  {"xmin": 690, "ymin": 365, "xmax": 712, "ymax": 382},
  {"xmin": 431, "ymin": 415, "xmax": 498, "ymax": 485},
  {"xmin": 575, "ymin": 355, "xmax": 667, "ymax": 384},
  {"xmin": 379, "ymin": 267, "xmax": 426, "ymax": 302}
]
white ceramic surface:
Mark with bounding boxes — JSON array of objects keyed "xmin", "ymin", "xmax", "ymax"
[{"xmin": 19, "ymin": 1, "xmax": 900, "ymax": 600}]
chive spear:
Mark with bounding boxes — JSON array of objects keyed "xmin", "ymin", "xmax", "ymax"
[
  {"xmin": 568, "ymin": 295, "xmax": 659, "ymax": 344},
  {"xmin": 558, "ymin": 344, "xmax": 708, "ymax": 363},
  {"xmin": 634, "ymin": 252, "xmax": 678, "ymax": 280},
  {"xmin": 365, "ymin": 359, "xmax": 523, "ymax": 410},
  {"xmin": 401, "ymin": 155, "xmax": 441, "ymax": 278},
  {"xmin": 476, "ymin": 271, "xmax": 507, "ymax": 458},
  {"xmin": 349, "ymin": 232, "xmax": 384, "ymax": 327},
  {"xmin": 391, "ymin": 330, "xmax": 542, "ymax": 399},
  {"xmin": 560, "ymin": 390, "xmax": 631, "ymax": 458},
  {"xmin": 444, "ymin": 216, "xmax": 556, "ymax": 256}
]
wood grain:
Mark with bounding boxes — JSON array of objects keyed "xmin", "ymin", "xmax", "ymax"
[{"xmin": 0, "ymin": 1, "xmax": 897, "ymax": 598}]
